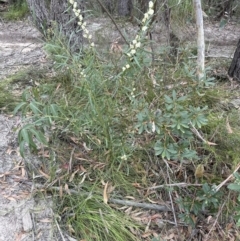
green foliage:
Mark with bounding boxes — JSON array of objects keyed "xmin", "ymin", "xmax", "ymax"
[
  {"xmin": 136, "ymin": 90, "xmax": 208, "ymax": 161},
  {"xmin": 169, "ymin": 0, "xmax": 194, "ymax": 24},
  {"xmin": 57, "ymin": 192, "xmax": 139, "ymax": 241},
  {"xmin": 228, "ymin": 173, "xmax": 240, "ymax": 227},
  {"xmin": 4, "ymin": 0, "xmax": 29, "ymax": 20},
  {"xmin": 177, "ymin": 184, "xmax": 222, "ymax": 227}
]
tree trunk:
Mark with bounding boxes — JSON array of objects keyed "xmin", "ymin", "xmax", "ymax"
[
  {"xmin": 118, "ymin": 0, "xmax": 132, "ymax": 16},
  {"xmin": 26, "ymin": 0, "xmax": 83, "ymax": 52},
  {"xmin": 194, "ymin": 0, "xmax": 205, "ymax": 80},
  {"xmin": 228, "ymin": 39, "xmax": 240, "ymax": 81}
]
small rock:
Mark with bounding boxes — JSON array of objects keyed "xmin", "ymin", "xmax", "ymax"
[{"xmin": 22, "ymin": 209, "xmax": 33, "ymax": 232}]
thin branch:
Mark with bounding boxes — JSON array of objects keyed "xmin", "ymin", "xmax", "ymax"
[
  {"xmin": 109, "ymin": 198, "xmax": 171, "ymax": 212},
  {"xmin": 215, "ymin": 162, "xmax": 240, "ymax": 192},
  {"xmin": 148, "ymin": 182, "xmax": 203, "ymax": 190},
  {"xmin": 67, "ymin": 147, "xmax": 75, "ymax": 174},
  {"xmin": 190, "ymin": 122, "xmax": 217, "ymax": 145},
  {"xmin": 52, "ymin": 208, "xmax": 66, "ymax": 241},
  {"xmin": 94, "ymin": 0, "xmax": 129, "ymax": 45},
  {"xmin": 205, "ymin": 199, "xmax": 227, "ymax": 240},
  {"xmin": 164, "ymin": 160, "xmax": 178, "ymax": 229}
]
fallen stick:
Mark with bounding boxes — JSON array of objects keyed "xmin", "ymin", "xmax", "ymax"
[
  {"xmin": 109, "ymin": 198, "xmax": 171, "ymax": 212},
  {"xmin": 34, "ymin": 184, "xmax": 171, "ymax": 212}
]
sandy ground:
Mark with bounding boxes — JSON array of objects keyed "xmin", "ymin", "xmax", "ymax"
[{"xmin": 0, "ymin": 19, "xmax": 62, "ymax": 241}]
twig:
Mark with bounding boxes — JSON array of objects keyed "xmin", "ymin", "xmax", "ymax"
[
  {"xmin": 67, "ymin": 147, "xmax": 75, "ymax": 174},
  {"xmin": 205, "ymin": 199, "xmax": 227, "ymax": 240},
  {"xmin": 94, "ymin": 0, "xmax": 129, "ymax": 45},
  {"xmin": 215, "ymin": 162, "xmax": 240, "ymax": 192},
  {"xmin": 52, "ymin": 208, "xmax": 66, "ymax": 241},
  {"xmin": 163, "ymin": 158, "xmax": 173, "ymax": 173},
  {"xmin": 109, "ymin": 198, "xmax": 171, "ymax": 212},
  {"xmin": 190, "ymin": 122, "xmax": 216, "ymax": 145},
  {"xmin": 164, "ymin": 161, "xmax": 178, "ymax": 228},
  {"xmin": 148, "ymin": 182, "xmax": 203, "ymax": 190}
]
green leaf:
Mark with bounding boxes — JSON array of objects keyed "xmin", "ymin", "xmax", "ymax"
[
  {"xmin": 165, "ymin": 104, "xmax": 173, "ymax": 111},
  {"xmin": 164, "ymin": 95, "xmax": 173, "ymax": 104},
  {"xmin": 29, "ymin": 128, "xmax": 48, "ymax": 145},
  {"xmin": 154, "ymin": 141, "xmax": 164, "ymax": 156},
  {"xmin": 13, "ymin": 102, "xmax": 27, "ymax": 115},
  {"xmin": 178, "ymin": 96, "xmax": 187, "ymax": 102},
  {"xmin": 172, "ymin": 90, "xmax": 176, "ymax": 101},
  {"xmin": 219, "ymin": 18, "xmax": 227, "ymax": 28},
  {"xmin": 19, "ymin": 140, "xmax": 25, "ymax": 157},
  {"xmin": 50, "ymin": 104, "xmax": 59, "ymax": 116},
  {"xmin": 202, "ymin": 183, "xmax": 210, "ymax": 193},
  {"xmin": 20, "ymin": 128, "xmax": 30, "ymax": 145},
  {"xmin": 228, "ymin": 183, "xmax": 240, "ymax": 192},
  {"xmin": 29, "ymin": 102, "xmax": 42, "ymax": 114},
  {"xmin": 133, "ymin": 56, "xmax": 141, "ymax": 69}
]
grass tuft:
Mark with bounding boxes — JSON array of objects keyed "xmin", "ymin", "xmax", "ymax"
[{"xmin": 3, "ymin": 0, "xmax": 29, "ymax": 20}]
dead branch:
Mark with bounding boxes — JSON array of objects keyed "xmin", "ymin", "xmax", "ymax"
[{"xmin": 34, "ymin": 184, "xmax": 171, "ymax": 212}]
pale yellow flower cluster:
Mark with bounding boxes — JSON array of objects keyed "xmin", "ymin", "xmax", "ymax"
[
  {"xmin": 142, "ymin": 1, "xmax": 155, "ymax": 24},
  {"xmin": 120, "ymin": 154, "xmax": 127, "ymax": 161},
  {"xmin": 68, "ymin": 0, "xmax": 94, "ymax": 47},
  {"xmin": 130, "ymin": 87, "xmax": 136, "ymax": 99},
  {"xmin": 122, "ymin": 1, "xmax": 155, "ymax": 72}
]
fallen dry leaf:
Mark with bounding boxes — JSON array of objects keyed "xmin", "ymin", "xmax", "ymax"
[
  {"xmin": 226, "ymin": 116, "xmax": 233, "ymax": 134},
  {"xmin": 38, "ymin": 169, "xmax": 50, "ymax": 179},
  {"xmin": 103, "ymin": 181, "xmax": 108, "ymax": 204},
  {"xmin": 40, "ymin": 218, "xmax": 52, "ymax": 223},
  {"xmin": 65, "ymin": 183, "xmax": 71, "ymax": 195},
  {"xmin": 59, "ymin": 185, "xmax": 63, "ymax": 199},
  {"xmin": 195, "ymin": 164, "xmax": 204, "ymax": 178},
  {"xmin": 69, "ymin": 168, "xmax": 79, "ymax": 182}
]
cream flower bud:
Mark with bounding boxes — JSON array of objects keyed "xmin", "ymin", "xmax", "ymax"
[
  {"xmin": 126, "ymin": 64, "xmax": 130, "ymax": 69},
  {"xmin": 130, "ymin": 49, "xmax": 136, "ymax": 55},
  {"xmin": 132, "ymin": 40, "xmax": 137, "ymax": 45},
  {"xmin": 149, "ymin": 1, "xmax": 154, "ymax": 8},
  {"xmin": 90, "ymin": 43, "xmax": 95, "ymax": 47},
  {"xmin": 148, "ymin": 9, "xmax": 154, "ymax": 15},
  {"xmin": 142, "ymin": 26, "xmax": 148, "ymax": 32},
  {"xmin": 73, "ymin": 2, "xmax": 77, "ymax": 9},
  {"xmin": 122, "ymin": 67, "xmax": 126, "ymax": 72},
  {"xmin": 69, "ymin": 0, "xmax": 74, "ymax": 4},
  {"xmin": 135, "ymin": 42, "xmax": 141, "ymax": 48}
]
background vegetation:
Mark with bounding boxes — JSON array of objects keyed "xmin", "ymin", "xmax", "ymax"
[{"xmin": 2, "ymin": 0, "xmax": 240, "ymax": 240}]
